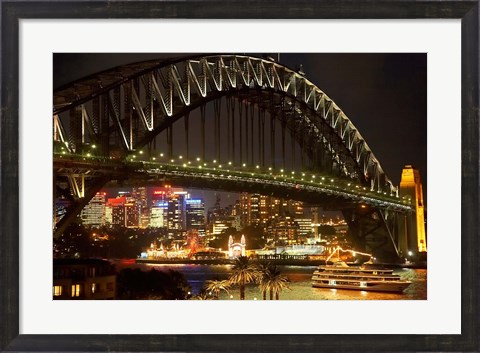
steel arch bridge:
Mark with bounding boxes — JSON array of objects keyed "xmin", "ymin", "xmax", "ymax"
[{"xmin": 53, "ymin": 54, "xmax": 413, "ymax": 262}]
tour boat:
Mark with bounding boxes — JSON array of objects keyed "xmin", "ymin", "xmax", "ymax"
[{"xmin": 311, "ymin": 248, "xmax": 411, "ymax": 293}]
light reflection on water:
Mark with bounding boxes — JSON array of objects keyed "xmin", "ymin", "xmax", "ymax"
[{"xmin": 114, "ymin": 261, "xmax": 427, "ymax": 300}]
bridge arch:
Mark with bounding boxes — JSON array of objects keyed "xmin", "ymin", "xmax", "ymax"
[
  {"xmin": 53, "ymin": 55, "xmax": 410, "ymax": 261},
  {"xmin": 53, "ymin": 54, "xmax": 394, "ymax": 193}
]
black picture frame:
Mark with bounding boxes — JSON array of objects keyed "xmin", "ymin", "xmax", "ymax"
[{"xmin": 1, "ymin": 1, "xmax": 478, "ymax": 352}]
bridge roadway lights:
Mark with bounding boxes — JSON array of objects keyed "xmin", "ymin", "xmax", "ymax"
[{"xmin": 53, "ymin": 155, "xmax": 412, "ymax": 255}]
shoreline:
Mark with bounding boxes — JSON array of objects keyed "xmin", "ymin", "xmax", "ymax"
[{"xmin": 134, "ymin": 258, "xmax": 427, "ymax": 269}]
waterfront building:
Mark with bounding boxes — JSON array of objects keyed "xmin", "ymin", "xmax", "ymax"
[{"xmin": 53, "ymin": 258, "xmax": 116, "ymax": 300}]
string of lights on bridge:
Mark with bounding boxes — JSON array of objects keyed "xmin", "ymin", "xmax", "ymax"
[{"xmin": 55, "ymin": 144, "xmax": 413, "ymax": 211}]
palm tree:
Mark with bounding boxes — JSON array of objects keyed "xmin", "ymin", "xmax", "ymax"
[
  {"xmin": 204, "ymin": 279, "xmax": 231, "ymax": 299},
  {"xmin": 258, "ymin": 264, "xmax": 290, "ymax": 300},
  {"xmin": 256, "ymin": 261, "xmax": 272, "ymax": 300},
  {"xmin": 228, "ymin": 256, "xmax": 259, "ymax": 300}
]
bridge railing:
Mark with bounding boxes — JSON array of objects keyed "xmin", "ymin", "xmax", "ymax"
[{"xmin": 53, "ymin": 152, "xmax": 413, "ymax": 212}]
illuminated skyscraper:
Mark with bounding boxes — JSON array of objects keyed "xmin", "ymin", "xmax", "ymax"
[
  {"xmin": 125, "ymin": 197, "xmax": 139, "ymax": 228},
  {"xmin": 168, "ymin": 191, "xmax": 187, "ymax": 231},
  {"xmin": 133, "ymin": 187, "xmax": 149, "ymax": 228},
  {"xmin": 239, "ymin": 193, "xmax": 274, "ymax": 227},
  {"xmin": 104, "ymin": 205, "xmax": 112, "ymax": 225},
  {"xmin": 186, "ymin": 198, "xmax": 205, "ymax": 235},
  {"xmin": 81, "ymin": 192, "xmax": 106, "ymax": 226},
  {"xmin": 150, "ymin": 202, "xmax": 168, "ymax": 228},
  {"xmin": 150, "ymin": 189, "xmax": 169, "ymax": 228},
  {"xmin": 109, "ymin": 196, "xmax": 126, "ymax": 226}
]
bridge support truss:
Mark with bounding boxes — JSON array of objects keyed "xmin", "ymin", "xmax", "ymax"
[{"xmin": 342, "ymin": 205, "xmax": 406, "ymax": 263}]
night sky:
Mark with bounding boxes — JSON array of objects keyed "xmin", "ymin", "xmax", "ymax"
[{"xmin": 54, "ymin": 53, "xmax": 427, "ymax": 208}]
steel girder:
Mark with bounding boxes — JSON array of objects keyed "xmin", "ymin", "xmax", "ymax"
[
  {"xmin": 342, "ymin": 205, "xmax": 403, "ymax": 262},
  {"xmin": 53, "ymin": 54, "xmax": 396, "ymax": 194}
]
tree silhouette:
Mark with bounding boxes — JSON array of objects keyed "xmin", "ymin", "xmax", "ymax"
[{"xmin": 228, "ymin": 256, "xmax": 259, "ymax": 300}]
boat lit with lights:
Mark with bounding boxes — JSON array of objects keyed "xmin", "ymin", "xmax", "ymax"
[{"xmin": 312, "ymin": 248, "xmax": 411, "ymax": 293}]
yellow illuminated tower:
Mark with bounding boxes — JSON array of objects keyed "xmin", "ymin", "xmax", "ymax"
[{"xmin": 399, "ymin": 165, "xmax": 427, "ymax": 253}]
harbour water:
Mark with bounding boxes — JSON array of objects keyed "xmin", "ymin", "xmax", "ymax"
[{"xmin": 114, "ymin": 261, "xmax": 427, "ymax": 300}]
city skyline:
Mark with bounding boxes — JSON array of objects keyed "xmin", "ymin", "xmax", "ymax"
[
  {"xmin": 78, "ymin": 186, "xmax": 339, "ymax": 243},
  {"xmin": 53, "ymin": 53, "xmax": 427, "ymax": 302}
]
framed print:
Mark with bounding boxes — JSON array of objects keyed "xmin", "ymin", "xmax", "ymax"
[{"xmin": 1, "ymin": 1, "xmax": 479, "ymax": 352}]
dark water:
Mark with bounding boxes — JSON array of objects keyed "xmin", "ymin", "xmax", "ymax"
[{"xmin": 114, "ymin": 261, "xmax": 427, "ymax": 300}]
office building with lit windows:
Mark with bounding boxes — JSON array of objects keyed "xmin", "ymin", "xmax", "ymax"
[
  {"xmin": 108, "ymin": 196, "xmax": 127, "ymax": 226},
  {"xmin": 133, "ymin": 187, "xmax": 149, "ymax": 228},
  {"xmin": 186, "ymin": 198, "xmax": 205, "ymax": 235},
  {"xmin": 80, "ymin": 192, "xmax": 106, "ymax": 226},
  {"xmin": 125, "ymin": 199, "xmax": 140, "ymax": 228},
  {"xmin": 167, "ymin": 191, "xmax": 187, "ymax": 231},
  {"xmin": 150, "ymin": 201, "xmax": 168, "ymax": 228}
]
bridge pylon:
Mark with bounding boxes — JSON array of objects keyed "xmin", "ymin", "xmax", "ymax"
[{"xmin": 398, "ymin": 165, "xmax": 427, "ymax": 258}]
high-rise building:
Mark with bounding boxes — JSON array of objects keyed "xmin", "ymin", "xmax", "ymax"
[
  {"xmin": 211, "ymin": 220, "xmax": 230, "ymax": 236},
  {"xmin": 104, "ymin": 205, "xmax": 113, "ymax": 225},
  {"xmin": 239, "ymin": 192, "xmax": 305, "ymax": 230},
  {"xmin": 289, "ymin": 200, "xmax": 304, "ymax": 218},
  {"xmin": 239, "ymin": 193, "xmax": 250, "ymax": 228},
  {"xmin": 167, "ymin": 191, "xmax": 187, "ymax": 231},
  {"xmin": 272, "ymin": 216, "xmax": 297, "ymax": 244},
  {"xmin": 81, "ymin": 192, "xmax": 106, "ymax": 226},
  {"xmin": 150, "ymin": 189, "xmax": 168, "ymax": 228},
  {"xmin": 133, "ymin": 187, "xmax": 149, "ymax": 228},
  {"xmin": 150, "ymin": 201, "xmax": 168, "ymax": 228},
  {"xmin": 108, "ymin": 196, "xmax": 126, "ymax": 226},
  {"xmin": 173, "ymin": 191, "xmax": 187, "ymax": 230},
  {"xmin": 295, "ymin": 218, "xmax": 312, "ymax": 238},
  {"xmin": 269, "ymin": 197, "xmax": 282, "ymax": 221},
  {"xmin": 249, "ymin": 194, "xmax": 260, "ymax": 224},
  {"xmin": 186, "ymin": 198, "xmax": 205, "ymax": 235},
  {"xmin": 151, "ymin": 187, "xmax": 188, "ymax": 232},
  {"xmin": 239, "ymin": 193, "xmax": 272, "ymax": 227},
  {"xmin": 125, "ymin": 197, "xmax": 139, "ymax": 228}
]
